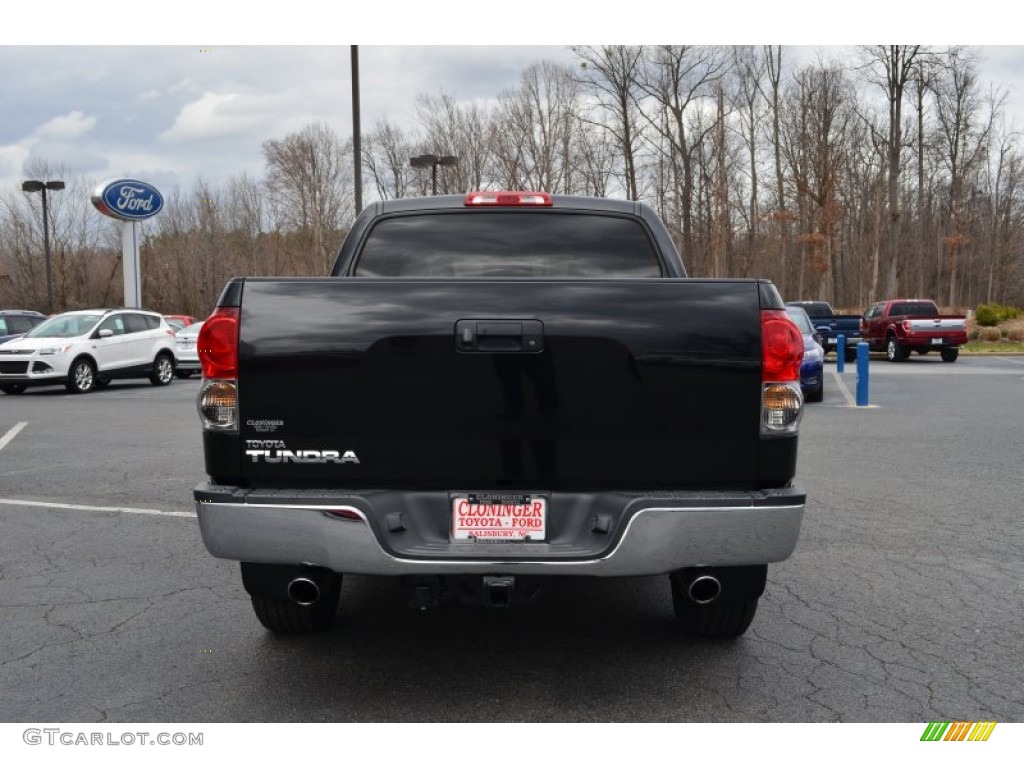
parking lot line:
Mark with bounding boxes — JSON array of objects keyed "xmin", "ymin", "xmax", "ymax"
[
  {"xmin": 0, "ymin": 421, "xmax": 28, "ymax": 452},
  {"xmin": 831, "ymin": 371, "xmax": 856, "ymax": 406},
  {"xmin": 0, "ymin": 497, "xmax": 196, "ymax": 518}
]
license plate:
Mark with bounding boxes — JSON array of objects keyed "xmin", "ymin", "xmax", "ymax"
[
  {"xmin": 452, "ymin": 494, "xmax": 547, "ymax": 541},
  {"xmin": 932, "ymin": 337, "xmax": 943, "ymax": 345}
]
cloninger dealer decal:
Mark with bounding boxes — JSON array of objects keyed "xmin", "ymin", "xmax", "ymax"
[{"xmin": 245, "ymin": 440, "xmax": 359, "ymax": 464}]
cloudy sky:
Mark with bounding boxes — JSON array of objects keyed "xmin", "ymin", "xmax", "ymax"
[
  {"xmin": 2, "ymin": 3, "xmax": 1021, "ymax": 197},
  {"xmin": 0, "ymin": 44, "xmax": 581, "ymax": 194}
]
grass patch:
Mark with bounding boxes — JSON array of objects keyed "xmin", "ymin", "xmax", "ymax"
[
  {"xmin": 964, "ymin": 315, "xmax": 1024, "ymax": 353},
  {"xmin": 963, "ymin": 341, "xmax": 1024, "ymax": 354}
]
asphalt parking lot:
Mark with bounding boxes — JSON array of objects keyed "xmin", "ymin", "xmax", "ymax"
[{"xmin": 1, "ymin": 356, "xmax": 1022, "ymax": 722}]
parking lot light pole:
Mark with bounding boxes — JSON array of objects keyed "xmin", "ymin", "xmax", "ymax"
[
  {"xmin": 351, "ymin": 45, "xmax": 362, "ymax": 215},
  {"xmin": 22, "ymin": 179, "xmax": 65, "ymax": 314},
  {"xmin": 410, "ymin": 154, "xmax": 458, "ymax": 195}
]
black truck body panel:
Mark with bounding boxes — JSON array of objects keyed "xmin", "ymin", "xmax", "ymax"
[{"xmin": 227, "ymin": 277, "xmax": 795, "ymax": 491}]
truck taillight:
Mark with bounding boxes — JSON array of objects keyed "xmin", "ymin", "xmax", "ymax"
[
  {"xmin": 762, "ymin": 310, "xmax": 803, "ymax": 382},
  {"xmin": 197, "ymin": 307, "xmax": 239, "ymax": 431},
  {"xmin": 464, "ymin": 191, "xmax": 553, "ymax": 206},
  {"xmin": 761, "ymin": 309, "xmax": 804, "ymax": 435},
  {"xmin": 198, "ymin": 307, "xmax": 239, "ymax": 380}
]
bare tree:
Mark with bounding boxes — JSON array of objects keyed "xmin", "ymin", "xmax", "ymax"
[
  {"xmin": 931, "ymin": 47, "xmax": 998, "ymax": 306},
  {"xmin": 711, "ymin": 83, "xmax": 732, "ymax": 277},
  {"xmin": 145, "ymin": 181, "xmax": 214, "ymax": 314},
  {"xmin": 859, "ymin": 45, "xmax": 925, "ymax": 297},
  {"xmin": 905, "ymin": 56, "xmax": 945, "ymax": 298},
  {"xmin": 0, "ymin": 160, "xmax": 120, "ymax": 312},
  {"xmin": 364, "ymin": 119, "xmax": 419, "ymax": 201},
  {"xmin": 730, "ymin": 46, "xmax": 767, "ymax": 248},
  {"xmin": 262, "ymin": 122, "xmax": 354, "ymax": 273},
  {"xmin": 781, "ymin": 62, "xmax": 857, "ymax": 301},
  {"xmin": 416, "ymin": 92, "xmax": 493, "ymax": 193},
  {"xmin": 761, "ymin": 45, "xmax": 793, "ymax": 295},
  {"xmin": 572, "ymin": 121, "xmax": 619, "ymax": 197},
  {"xmin": 837, "ymin": 112, "xmax": 886, "ymax": 306},
  {"xmin": 490, "ymin": 61, "xmax": 585, "ymax": 193},
  {"xmin": 635, "ymin": 45, "xmax": 730, "ymax": 265},
  {"xmin": 573, "ymin": 45, "xmax": 646, "ymax": 200},
  {"xmin": 228, "ymin": 172, "xmax": 271, "ymax": 270}
]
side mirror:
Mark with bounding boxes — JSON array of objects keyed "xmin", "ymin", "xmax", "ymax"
[
  {"xmin": 97, "ymin": 328, "xmax": 114, "ymax": 338},
  {"xmin": 813, "ymin": 332, "xmax": 823, "ymax": 346}
]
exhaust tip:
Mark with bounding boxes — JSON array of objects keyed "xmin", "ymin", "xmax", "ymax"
[
  {"xmin": 287, "ymin": 576, "xmax": 321, "ymax": 606},
  {"xmin": 688, "ymin": 574, "xmax": 721, "ymax": 605}
]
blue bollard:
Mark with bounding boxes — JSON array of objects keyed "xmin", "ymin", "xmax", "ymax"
[
  {"xmin": 856, "ymin": 341, "xmax": 870, "ymax": 406},
  {"xmin": 837, "ymin": 334, "xmax": 846, "ymax": 373}
]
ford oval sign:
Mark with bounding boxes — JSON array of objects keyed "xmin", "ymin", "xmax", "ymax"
[{"xmin": 91, "ymin": 179, "xmax": 164, "ymax": 221}]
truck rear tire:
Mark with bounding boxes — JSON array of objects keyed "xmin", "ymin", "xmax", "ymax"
[
  {"xmin": 251, "ymin": 584, "xmax": 341, "ymax": 633},
  {"xmin": 941, "ymin": 348, "xmax": 959, "ymax": 363},
  {"xmin": 244, "ymin": 565, "xmax": 343, "ymax": 633},
  {"xmin": 671, "ymin": 580, "xmax": 759, "ymax": 639}
]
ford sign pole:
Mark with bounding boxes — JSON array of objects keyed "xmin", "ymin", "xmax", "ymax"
[
  {"xmin": 91, "ymin": 179, "xmax": 163, "ymax": 308},
  {"xmin": 122, "ymin": 220, "xmax": 141, "ymax": 308}
]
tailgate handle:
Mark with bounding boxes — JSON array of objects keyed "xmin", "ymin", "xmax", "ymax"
[{"xmin": 455, "ymin": 319, "xmax": 544, "ymax": 353}]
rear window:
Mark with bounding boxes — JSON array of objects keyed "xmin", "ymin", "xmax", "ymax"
[
  {"xmin": 0, "ymin": 315, "xmax": 39, "ymax": 334},
  {"xmin": 785, "ymin": 307, "xmax": 813, "ymax": 334},
  {"xmin": 13, "ymin": 316, "xmax": 42, "ymax": 333},
  {"xmin": 890, "ymin": 301, "xmax": 938, "ymax": 317},
  {"xmin": 800, "ymin": 302, "xmax": 832, "ymax": 316},
  {"xmin": 352, "ymin": 212, "xmax": 662, "ymax": 278}
]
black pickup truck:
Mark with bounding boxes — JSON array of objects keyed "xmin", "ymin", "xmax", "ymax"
[{"xmin": 193, "ymin": 191, "xmax": 807, "ymax": 640}]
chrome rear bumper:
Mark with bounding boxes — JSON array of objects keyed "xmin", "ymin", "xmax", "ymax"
[{"xmin": 194, "ymin": 485, "xmax": 805, "ymax": 577}]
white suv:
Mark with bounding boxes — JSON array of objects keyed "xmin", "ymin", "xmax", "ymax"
[{"xmin": 0, "ymin": 309, "xmax": 177, "ymax": 395}]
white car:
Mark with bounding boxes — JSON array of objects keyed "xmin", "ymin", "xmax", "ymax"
[
  {"xmin": 174, "ymin": 320, "xmax": 204, "ymax": 378},
  {"xmin": 0, "ymin": 309, "xmax": 177, "ymax": 395}
]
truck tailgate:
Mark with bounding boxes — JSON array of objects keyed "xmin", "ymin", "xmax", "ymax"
[
  {"xmin": 236, "ymin": 278, "xmax": 765, "ymax": 490},
  {"xmin": 906, "ymin": 317, "xmax": 966, "ymax": 332}
]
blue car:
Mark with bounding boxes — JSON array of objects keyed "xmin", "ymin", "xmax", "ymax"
[{"xmin": 785, "ymin": 305, "xmax": 824, "ymax": 402}]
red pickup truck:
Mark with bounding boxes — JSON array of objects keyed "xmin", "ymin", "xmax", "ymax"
[{"xmin": 862, "ymin": 299, "xmax": 968, "ymax": 362}]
